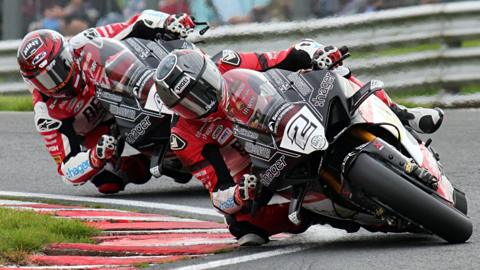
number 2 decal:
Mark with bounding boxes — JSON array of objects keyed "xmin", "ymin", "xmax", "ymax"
[
  {"xmin": 280, "ymin": 106, "xmax": 328, "ymax": 154},
  {"xmin": 286, "ymin": 114, "xmax": 317, "ymax": 150}
]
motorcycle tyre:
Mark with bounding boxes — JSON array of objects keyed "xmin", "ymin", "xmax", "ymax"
[{"xmin": 347, "ymin": 153, "xmax": 472, "ymax": 244}]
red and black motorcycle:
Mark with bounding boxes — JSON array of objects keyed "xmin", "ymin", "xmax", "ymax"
[
  {"xmin": 222, "ymin": 64, "xmax": 472, "ymax": 243},
  {"xmin": 79, "ymin": 35, "xmax": 201, "ymax": 182}
]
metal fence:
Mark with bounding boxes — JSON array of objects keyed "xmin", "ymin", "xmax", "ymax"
[{"xmin": 2, "ymin": 1, "xmax": 480, "ymax": 94}]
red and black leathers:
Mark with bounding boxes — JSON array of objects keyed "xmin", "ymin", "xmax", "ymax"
[{"xmin": 30, "ymin": 10, "xmax": 188, "ymax": 193}]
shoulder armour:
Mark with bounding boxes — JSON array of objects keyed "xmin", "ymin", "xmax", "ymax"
[
  {"xmin": 70, "ymin": 28, "xmax": 100, "ymax": 49},
  {"xmin": 34, "ymin": 102, "xmax": 62, "ymax": 132}
]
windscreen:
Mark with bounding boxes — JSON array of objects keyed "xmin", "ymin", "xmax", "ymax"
[
  {"xmin": 222, "ymin": 69, "xmax": 287, "ymax": 133},
  {"xmin": 82, "ymin": 37, "xmax": 151, "ymax": 96}
]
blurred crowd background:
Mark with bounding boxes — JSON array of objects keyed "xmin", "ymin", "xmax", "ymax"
[{"xmin": 0, "ymin": 0, "xmax": 467, "ymax": 40}]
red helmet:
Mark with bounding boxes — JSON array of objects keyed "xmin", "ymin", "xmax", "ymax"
[{"xmin": 17, "ymin": 29, "xmax": 82, "ymax": 99}]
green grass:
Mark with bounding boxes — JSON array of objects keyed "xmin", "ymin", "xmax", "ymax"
[
  {"xmin": 0, "ymin": 208, "xmax": 99, "ymax": 265},
  {"xmin": 389, "ymin": 88, "xmax": 441, "ymax": 100},
  {"xmin": 0, "ymin": 95, "xmax": 33, "ymax": 111},
  {"xmin": 459, "ymin": 85, "xmax": 480, "ymax": 94},
  {"xmin": 353, "ymin": 43, "xmax": 441, "ymax": 59},
  {"xmin": 462, "ymin": 39, "xmax": 480, "ymax": 48}
]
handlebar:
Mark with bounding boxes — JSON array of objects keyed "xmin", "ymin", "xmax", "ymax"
[
  {"xmin": 192, "ymin": 18, "xmax": 210, "ymax": 36},
  {"xmin": 328, "ymin": 45, "xmax": 351, "ymax": 70},
  {"xmin": 339, "ymin": 46, "xmax": 349, "ymax": 56}
]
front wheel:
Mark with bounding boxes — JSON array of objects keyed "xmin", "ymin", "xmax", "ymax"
[{"xmin": 347, "ymin": 154, "xmax": 472, "ymax": 244}]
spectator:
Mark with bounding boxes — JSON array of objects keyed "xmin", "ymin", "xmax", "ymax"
[
  {"xmin": 29, "ymin": 4, "xmax": 65, "ymax": 32},
  {"xmin": 64, "ymin": 0, "xmax": 99, "ymax": 25},
  {"xmin": 266, "ymin": 0, "xmax": 292, "ymax": 21},
  {"xmin": 210, "ymin": 0, "xmax": 270, "ymax": 24},
  {"xmin": 159, "ymin": 0, "xmax": 190, "ymax": 14},
  {"xmin": 123, "ymin": 0, "xmax": 145, "ymax": 19},
  {"xmin": 338, "ymin": 0, "xmax": 368, "ymax": 15},
  {"xmin": 311, "ymin": 0, "xmax": 340, "ymax": 18},
  {"xmin": 189, "ymin": 0, "xmax": 221, "ymax": 26},
  {"xmin": 63, "ymin": 0, "xmax": 99, "ymax": 35},
  {"xmin": 365, "ymin": 0, "xmax": 385, "ymax": 13}
]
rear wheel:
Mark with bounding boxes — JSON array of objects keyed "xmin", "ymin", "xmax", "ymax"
[{"xmin": 347, "ymin": 154, "xmax": 472, "ymax": 244}]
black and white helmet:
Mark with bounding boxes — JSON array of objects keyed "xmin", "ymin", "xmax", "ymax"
[{"xmin": 154, "ymin": 49, "xmax": 223, "ymax": 119}]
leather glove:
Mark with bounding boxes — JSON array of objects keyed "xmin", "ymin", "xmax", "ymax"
[
  {"xmin": 90, "ymin": 135, "xmax": 118, "ymax": 168},
  {"xmin": 312, "ymin": 45, "xmax": 343, "ymax": 70},
  {"xmin": 234, "ymin": 174, "xmax": 258, "ymax": 204},
  {"xmin": 165, "ymin": 13, "xmax": 195, "ymax": 38}
]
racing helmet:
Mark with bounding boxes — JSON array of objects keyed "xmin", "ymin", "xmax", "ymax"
[
  {"xmin": 17, "ymin": 29, "xmax": 82, "ymax": 99},
  {"xmin": 154, "ymin": 49, "xmax": 223, "ymax": 119}
]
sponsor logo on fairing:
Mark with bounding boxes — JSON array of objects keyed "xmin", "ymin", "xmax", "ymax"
[
  {"xmin": 126, "ymin": 39, "xmax": 150, "ymax": 59},
  {"xmin": 234, "ymin": 126, "xmax": 259, "ymax": 140},
  {"xmin": 125, "ymin": 116, "xmax": 152, "ymax": 144},
  {"xmin": 266, "ymin": 70, "xmax": 291, "ymax": 92},
  {"xmin": 310, "ymin": 72, "xmax": 335, "ymax": 107},
  {"xmin": 109, "ymin": 104, "xmax": 136, "ymax": 120},
  {"xmin": 245, "ymin": 142, "xmax": 271, "ymax": 159},
  {"xmin": 311, "ymin": 134, "xmax": 328, "ymax": 150},
  {"xmin": 22, "ymin": 38, "xmax": 43, "ymax": 59},
  {"xmin": 97, "ymin": 89, "xmax": 123, "ymax": 102},
  {"xmin": 65, "ymin": 160, "xmax": 90, "ymax": 179},
  {"xmin": 287, "ymin": 72, "xmax": 313, "ymax": 96},
  {"xmin": 268, "ymin": 103, "xmax": 293, "ymax": 134},
  {"xmin": 260, "ymin": 156, "xmax": 287, "ymax": 186}
]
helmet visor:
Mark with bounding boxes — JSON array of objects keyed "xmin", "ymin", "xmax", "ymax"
[
  {"xmin": 172, "ymin": 77, "xmax": 219, "ymax": 119},
  {"xmin": 26, "ymin": 47, "xmax": 77, "ymax": 98},
  {"xmin": 172, "ymin": 58, "xmax": 222, "ymax": 119}
]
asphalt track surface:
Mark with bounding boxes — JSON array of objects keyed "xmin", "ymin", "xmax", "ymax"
[{"xmin": 1, "ymin": 110, "xmax": 479, "ymax": 270}]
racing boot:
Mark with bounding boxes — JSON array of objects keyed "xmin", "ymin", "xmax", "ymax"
[{"xmin": 391, "ymin": 104, "xmax": 444, "ymax": 134}]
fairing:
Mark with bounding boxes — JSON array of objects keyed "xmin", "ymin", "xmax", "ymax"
[
  {"xmin": 353, "ymin": 94, "xmax": 424, "ymax": 165},
  {"xmin": 222, "ymin": 69, "xmax": 287, "ymax": 133}
]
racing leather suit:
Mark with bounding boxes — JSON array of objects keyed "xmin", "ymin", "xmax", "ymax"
[{"xmin": 32, "ymin": 10, "xmax": 185, "ymax": 194}]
